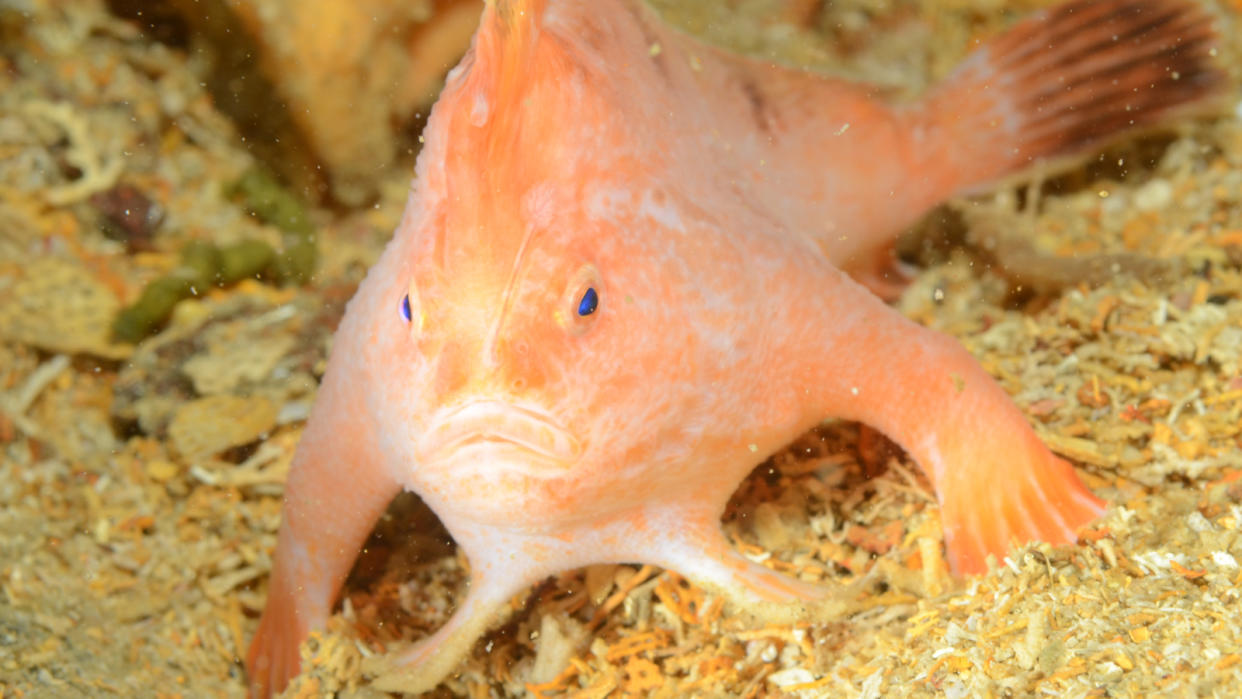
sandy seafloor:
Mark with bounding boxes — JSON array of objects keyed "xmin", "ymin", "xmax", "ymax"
[{"xmin": 4, "ymin": 0, "xmax": 1242, "ymax": 696}]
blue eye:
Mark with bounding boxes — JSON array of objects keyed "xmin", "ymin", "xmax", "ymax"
[
  {"xmin": 400, "ymin": 294, "xmax": 412, "ymax": 322},
  {"xmin": 577, "ymin": 287, "xmax": 598, "ymax": 316}
]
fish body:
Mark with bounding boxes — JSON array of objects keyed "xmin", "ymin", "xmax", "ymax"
[{"xmin": 248, "ymin": 0, "xmax": 1225, "ymax": 694}]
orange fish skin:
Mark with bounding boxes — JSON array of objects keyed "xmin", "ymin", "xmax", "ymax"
[{"xmin": 247, "ymin": 0, "xmax": 1225, "ymax": 695}]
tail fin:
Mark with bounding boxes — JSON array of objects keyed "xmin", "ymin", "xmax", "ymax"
[{"xmin": 912, "ymin": 0, "xmax": 1228, "ymax": 194}]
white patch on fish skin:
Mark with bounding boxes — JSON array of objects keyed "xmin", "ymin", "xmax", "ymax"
[
  {"xmin": 521, "ymin": 182, "xmax": 560, "ymax": 230},
  {"xmin": 638, "ymin": 188, "xmax": 685, "ymax": 232},
  {"xmin": 471, "ymin": 94, "xmax": 490, "ymax": 126},
  {"xmin": 445, "ymin": 60, "xmax": 469, "ymax": 85},
  {"xmin": 584, "ymin": 186, "xmax": 634, "ymax": 222}
]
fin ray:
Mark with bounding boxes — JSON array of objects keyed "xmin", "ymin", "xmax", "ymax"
[{"xmin": 911, "ymin": 0, "xmax": 1227, "ymax": 195}]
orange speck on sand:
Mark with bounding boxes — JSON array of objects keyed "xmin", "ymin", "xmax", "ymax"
[
  {"xmin": 1168, "ymin": 560, "xmax": 1207, "ymax": 580},
  {"xmin": 1078, "ymin": 527, "xmax": 1112, "ymax": 542}
]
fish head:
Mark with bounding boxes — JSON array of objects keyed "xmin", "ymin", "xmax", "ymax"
[
  {"xmin": 362, "ymin": 0, "xmax": 734, "ymax": 528},
  {"xmin": 390, "ymin": 176, "xmax": 717, "ymax": 528}
]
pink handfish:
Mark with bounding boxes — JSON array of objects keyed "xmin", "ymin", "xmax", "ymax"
[{"xmin": 247, "ymin": 0, "xmax": 1224, "ymax": 694}]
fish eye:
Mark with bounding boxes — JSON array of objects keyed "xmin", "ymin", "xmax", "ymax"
[
  {"xmin": 559, "ymin": 264, "xmax": 602, "ymax": 336},
  {"xmin": 577, "ymin": 287, "xmax": 598, "ymax": 316},
  {"xmin": 399, "ymin": 283, "xmax": 423, "ymax": 332}
]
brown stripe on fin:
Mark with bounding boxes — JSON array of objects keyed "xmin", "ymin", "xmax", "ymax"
[{"xmin": 909, "ymin": 0, "xmax": 1229, "ymax": 196}]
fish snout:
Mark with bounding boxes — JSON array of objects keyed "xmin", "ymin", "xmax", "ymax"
[{"xmin": 417, "ymin": 400, "xmax": 583, "ymax": 475}]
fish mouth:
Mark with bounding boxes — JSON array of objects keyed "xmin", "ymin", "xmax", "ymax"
[{"xmin": 418, "ymin": 400, "xmax": 582, "ymax": 473}]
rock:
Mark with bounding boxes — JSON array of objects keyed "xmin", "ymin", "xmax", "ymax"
[
  {"xmin": 0, "ymin": 257, "xmax": 131, "ymax": 359},
  {"xmin": 167, "ymin": 394, "xmax": 278, "ymax": 463}
]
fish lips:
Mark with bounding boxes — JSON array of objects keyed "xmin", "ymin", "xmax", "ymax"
[{"xmin": 418, "ymin": 400, "xmax": 583, "ymax": 476}]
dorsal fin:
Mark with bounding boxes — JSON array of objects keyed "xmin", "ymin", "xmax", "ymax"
[
  {"xmin": 442, "ymin": 0, "xmax": 558, "ymax": 227},
  {"xmin": 487, "ymin": 0, "xmax": 548, "ymax": 44},
  {"xmin": 476, "ymin": 0, "xmax": 550, "ymax": 117}
]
